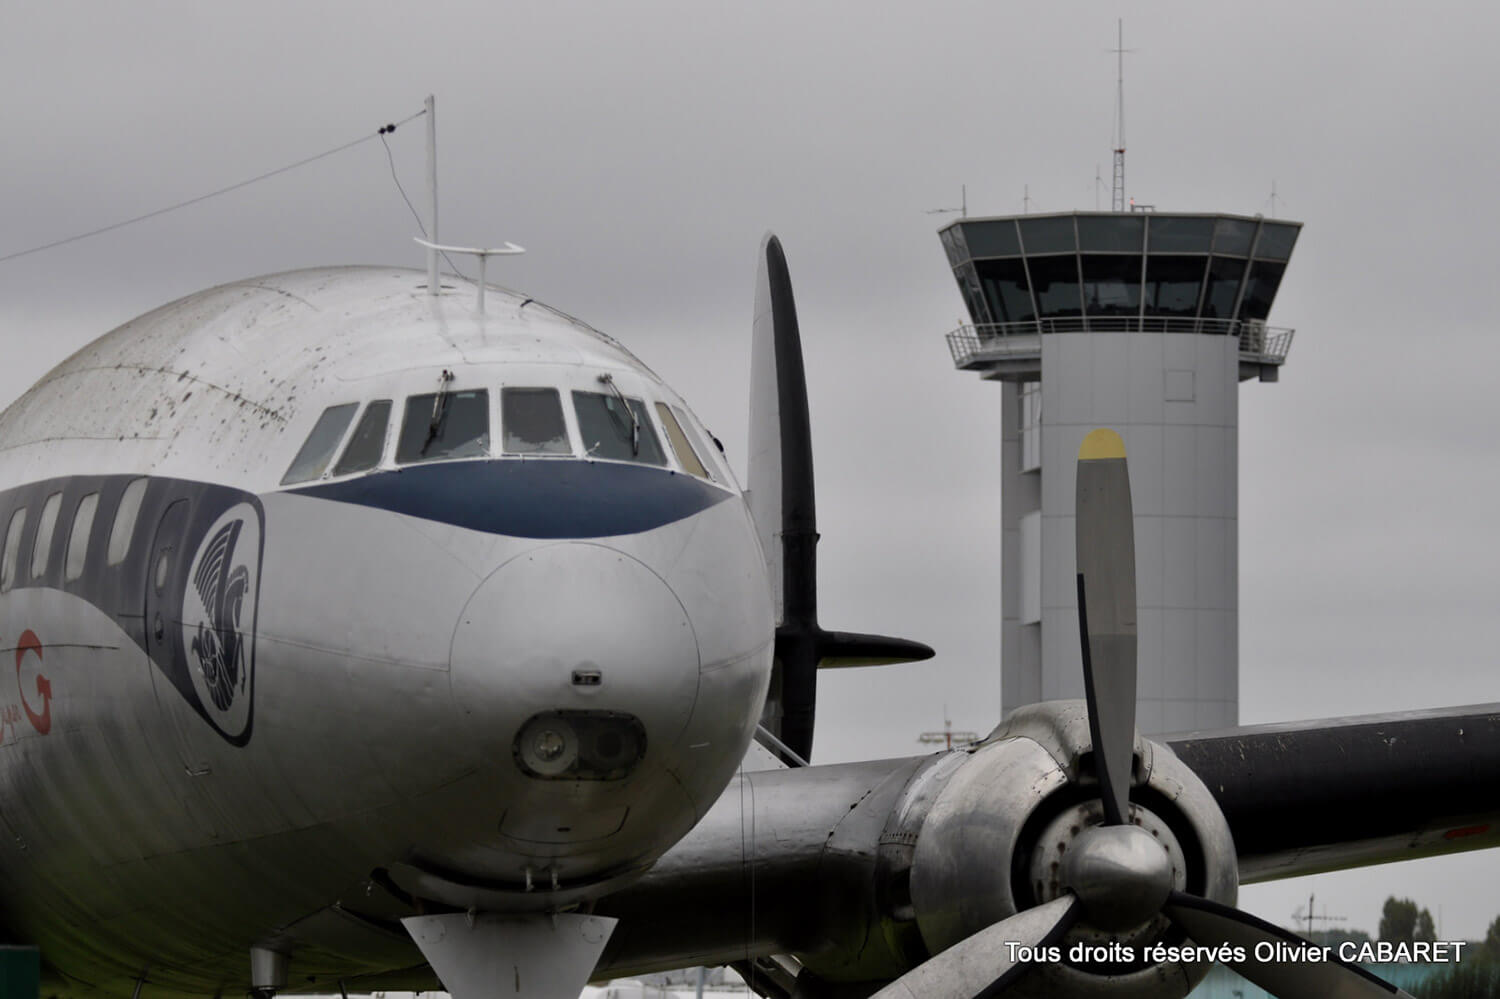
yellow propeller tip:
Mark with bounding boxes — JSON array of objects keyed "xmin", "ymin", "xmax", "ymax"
[{"xmin": 1078, "ymin": 428, "xmax": 1126, "ymax": 461}]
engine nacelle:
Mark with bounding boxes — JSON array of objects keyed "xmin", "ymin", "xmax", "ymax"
[{"xmin": 904, "ymin": 701, "xmax": 1238, "ymax": 999}]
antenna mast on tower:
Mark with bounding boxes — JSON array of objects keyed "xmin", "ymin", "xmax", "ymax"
[{"xmin": 1111, "ymin": 20, "xmax": 1128, "ymax": 212}]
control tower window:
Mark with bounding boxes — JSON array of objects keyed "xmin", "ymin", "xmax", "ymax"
[
  {"xmin": 940, "ymin": 227, "xmax": 965, "ymax": 268},
  {"xmin": 975, "ymin": 259, "xmax": 1034, "ymax": 323},
  {"xmin": 334, "ymin": 400, "xmax": 393, "ymax": 475},
  {"xmin": 573, "ymin": 391, "xmax": 667, "ymax": 466},
  {"xmin": 1081, "ymin": 255, "xmax": 1142, "ymax": 316},
  {"xmin": 1202, "ymin": 257, "xmax": 1247, "ymax": 319},
  {"xmin": 1026, "ymin": 256, "xmax": 1083, "ymax": 317},
  {"xmin": 1211, "ymin": 218, "xmax": 1257, "ymax": 256},
  {"xmin": 502, "ymin": 388, "xmax": 572, "ymax": 455},
  {"xmin": 282, "ymin": 403, "xmax": 358, "ymax": 484},
  {"xmin": 1144, "ymin": 255, "xmax": 1207, "ymax": 317},
  {"xmin": 1254, "ymin": 223, "xmax": 1299, "ymax": 261},
  {"xmin": 962, "ymin": 219, "xmax": 1020, "ymax": 258},
  {"xmin": 1239, "ymin": 261, "xmax": 1287, "ymax": 322},
  {"xmin": 1077, "ymin": 215, "xmax": 1145, "ymax": 253},
  {"xmin": 398, "ymin": 390, "xmax": 491, "ymax": 464},
  {"xmin": 1147, "ymin": 216, "xmax": 1214, "ymax": 254},
  {"xmin": 1018, "ymin": 216, "xmax": 1076, "ymax": 255}
]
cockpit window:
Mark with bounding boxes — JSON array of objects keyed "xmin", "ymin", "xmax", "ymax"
[
  {"xmin": 333, "ymin": 400, "xmax": 392, "ymax": 475},
  {"xmin": 282, "ymin": 403, "xmax": 358, "ymax": 485},
  {"xmin": 654, "ymin": 403, "xmax": 709, "ymax": 479},
  {"xmin": 502, "ymin": 388, "xmax": 572, "ymax": 455},
  {"xmin": 397, "ymin": 390, "xmax": 490, "ymax": 464},
  {"xmin": 572, "ymin": 391, "xmax": 666, "ymax": 466},
  {"xmin": 672, "ymin": 405, "xmax": 726, "ymax": 484}
]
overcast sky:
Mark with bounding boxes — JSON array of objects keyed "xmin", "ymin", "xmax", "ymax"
[{"xmin": 3, "ymin": 0, "xmax": 1498, "ymax": 946}]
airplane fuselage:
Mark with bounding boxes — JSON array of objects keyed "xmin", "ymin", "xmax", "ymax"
[{"xmin": 0, "ymin": 267, "xmax": 773, "ymax": 994}]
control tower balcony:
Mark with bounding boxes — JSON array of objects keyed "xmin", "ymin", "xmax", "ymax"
[{"xmin": 939, "ymin": 211, "xmax": 1301, "ymax": 383}]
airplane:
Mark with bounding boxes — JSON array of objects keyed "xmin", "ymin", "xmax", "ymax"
[{"xmin": 0, "ymin": 227, "xmax": 1495, "ymax": 999}]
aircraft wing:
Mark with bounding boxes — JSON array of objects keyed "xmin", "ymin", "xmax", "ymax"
[
  {"xmin": 591, "ymin": 701, "xmax": 1500, "ymax": 995},
  {"xmin": 1168, "ymin": 702, "xmax": 1500, "ymax": 883}
]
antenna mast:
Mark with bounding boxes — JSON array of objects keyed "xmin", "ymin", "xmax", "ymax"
[
  {"xmin": 1291, "ymin": 892, "xmax": 1347, "ymax": 937},
  {"xmin": 918, "ymin": 707, "xmax": 979, "ymax": 751},
  {"xmin": 425, "ymin": 94, "xmax": 439, "ymax": 295},
  {"xmin": 1111, "ymin": 20, "xmax": 1127, "ymax": 212}
]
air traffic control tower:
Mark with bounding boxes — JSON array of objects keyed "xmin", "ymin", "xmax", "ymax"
[{"xmin": 940, "ymin": 212, "xmax": 1300, "ymax": 734}]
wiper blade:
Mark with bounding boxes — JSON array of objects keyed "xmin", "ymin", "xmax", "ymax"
[
  {"xmin": 597, "ymin": 373, "xmax": 640, "ymax": 456},
  {"xmin": 423, "ymin": 369, "xmax": 455, "ymax": 456}
]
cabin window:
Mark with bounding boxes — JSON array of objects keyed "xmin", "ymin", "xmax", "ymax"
[
  {"xmin": 31, "ymin": 492, "xmax": 62, "ymax": 579},
  {"xmin": 282, "ymin": 403, "xmax": 359, "ymax": 485},
  {"xmin": 1, "ymin": 508, "xmax": 25, "ymax": 592},
  {"xmin": 572, "ymin": 391, "xmax": 666, "ymax": 466},
  {"xmin": 502, "ymin": 388, "xmax": 571, "ymax": 455},
  {"xmin": 334, "ymin": 400, "xmax": 393, "ymax": 475},
  {"xmin": 66, "ymin": 493, "xmax": 99, "ymax": 582},
  {"xmin": 654, "ymin": 403, "xmax": 709, "ymax": 478},
  {"xmin": 108, "ymin": 478, "xmax": 147, "ymax": 566},
  {"xmin": 397, "ymin": 390, "xmax": 490, "ymax": 464}
]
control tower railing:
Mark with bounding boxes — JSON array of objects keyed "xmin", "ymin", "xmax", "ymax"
[{"xmin": 946, "ymin": 317, "xmax": 1294, "ymax": 382}]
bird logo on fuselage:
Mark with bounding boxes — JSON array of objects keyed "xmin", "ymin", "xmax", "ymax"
[
  {"xmin": 188, "ymin": 519, "xmax": 250, "ymax": 712},
  {"xmin": 179, "ymin": 499, "xmax": 261, "ymax": 743}
]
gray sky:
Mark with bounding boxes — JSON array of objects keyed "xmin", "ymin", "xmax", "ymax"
[{"xmin": 4, "ymin": 0, "xmax": 1498, "ymax": 944}]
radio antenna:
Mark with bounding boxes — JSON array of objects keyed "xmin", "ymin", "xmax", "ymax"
[
  {"xmin": 425, "ymin": 95, "xmax": 439, "ymax": 294},
  {"xmin": 1110, "ymin": 20, "xmax": 1133, "ymax": 212},
  {"xmin": 924, "ymin": 183, "xmax": 967, "ymax": 218}
]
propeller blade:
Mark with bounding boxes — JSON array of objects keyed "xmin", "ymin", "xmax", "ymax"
[
  {"xmin": 748, "ymin": 234, "xmax": 935, "ymax": 765},
  {"xmin": 1075, "ymin": 428, "xmax": 1137, "ymax": 825},
  {"xmin": 749, "ymin": 233, "xmax": 820, "ymax": 763},
  {"xmin": 868, "ymin": 896, "xmax": 1080, "ymax": 999},
  {"xmin": 1164, "ymin": 892, "xmax": 1414, "ymax": 998}
]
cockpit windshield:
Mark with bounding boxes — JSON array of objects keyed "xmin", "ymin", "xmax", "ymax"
[
  {"xmin": 334, "ymin": 400, "xmax": 392, "ymax": 475},
  {"xmin": 654, "ymin": 402, "xmax": 710, "ymax": 479},
  {"xmin": 572, "ymin": 390, "xmax": 666, "ymax": 466},
  {"xmin": 397, "ymin": 390, "xmax": 490, "ymax": 464},
  {"xmin": 281, "ymin": 378, "xmax": 731, "ymax": 486},
  {"xmin": 502, "ymin": 388, "xmax": 571, "ymax": 455},
  {"xmin": 281, "ymin": 403, "xmax": 358, "ymax": 485}
]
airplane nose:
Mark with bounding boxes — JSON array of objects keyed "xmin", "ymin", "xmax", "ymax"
[{"xmin": 449, "ymin": 542, "xmax": 701, "ymax": 774}]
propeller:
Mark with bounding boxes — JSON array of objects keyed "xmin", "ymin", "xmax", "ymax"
[
  {"xmin": 871, "ymin": 429, "xmax": 1412, "ymax": 999},
  {"xmin": 748, "ymin": 234, "xmax": 934, "ymax": 765}
]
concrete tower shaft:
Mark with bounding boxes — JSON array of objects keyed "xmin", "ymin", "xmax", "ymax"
[{"xmin": 940, "ymin": 211, "xmax": 1301, "ymax": 734}]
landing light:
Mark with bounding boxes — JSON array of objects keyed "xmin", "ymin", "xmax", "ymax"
[{"xmin": 513, "ymin": 711, "xmax": 646, "ymax": 781}]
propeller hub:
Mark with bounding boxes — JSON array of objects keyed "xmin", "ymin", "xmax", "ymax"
[{"xmin": 1060, "ymin": 824, "xmax": 1174, "ymax": 932}]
